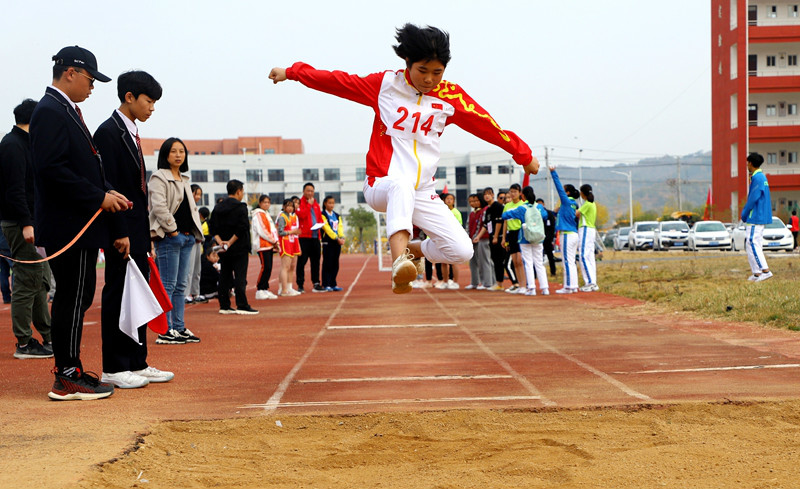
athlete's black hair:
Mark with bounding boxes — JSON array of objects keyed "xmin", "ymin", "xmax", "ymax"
[
  {"xmin": 579, "ymin": 184, "xmax": 594, "ymax": 203},
  {"xmin": 522, "ymin": 186, "xmax": 536, "ymax": 204},
  {"xmin": 226, "ymin": 179, "xmax": 244, "ymax": 195},
  {"xmin": 393, "ymin": 23, "xmax": 451, "ymax": 68},
  {"xmin": 157, "ymin": 137, "xmax": 189, "ymax": 173},
  {"xmin": 564, "ymin": 184, "xmax": 580, "ymax": 200},
  {"xmin": 117, "ymin": 70, "xmax": 162, "ymax": 103},
  {"xmin": 13, "ymin": 99, "xmax": 37, "ymax": 125},
  {"xmin": 198, "ymin": 207, "xmax": 210, "ymax": 219},
  {"xmin": 747, "ymin": 152, "xmax": 764, "ymax": 168},
  {"xmin": 509, "ymin": 183, "xmax": 521, "ymax": 192}
]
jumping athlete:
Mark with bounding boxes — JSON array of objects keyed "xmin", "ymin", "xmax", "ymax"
[{"xmin": 269, "ymin": 23, "xmax": 538, "ymax": 293}]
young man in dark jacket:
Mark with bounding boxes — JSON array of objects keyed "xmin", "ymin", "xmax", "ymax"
[
  {"xmin": 209, "ymin": 180, "xmax": 258, "ymax": 315},
  {"xmin": 0, "ymin": 99, "xmax": 53, "ymax": 359}
]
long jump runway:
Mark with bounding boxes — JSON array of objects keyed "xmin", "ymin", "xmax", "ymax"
[{"xmin": 236, "ymin": 254, "xmax": 800, "ymax": 415}]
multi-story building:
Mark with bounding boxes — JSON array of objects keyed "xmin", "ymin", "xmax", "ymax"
[
  {"xmin": 712, "ymin": 0, "xmax": 800, "ymax": 223},
  {"xmin": 139, "ymin": 135, "xmax": 303, "ymax": 156}
]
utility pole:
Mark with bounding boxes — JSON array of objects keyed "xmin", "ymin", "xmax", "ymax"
[
  {"xmin": 677, "ymin": 156, "xmax": 682, "ymax": 211},
  {"xmin": 612, "ymin": 170, "xmax": 633, "ymax": 226}
]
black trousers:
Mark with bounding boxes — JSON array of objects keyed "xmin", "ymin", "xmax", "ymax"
[
  {"xmin": 101, "ymin": 249, "xmax": 148, "ymax": 373},
  {"xmin": 46, "ymin": 247, "xmax": 97, "ymax": 371},
  {"xmin": 218, "ymin": 252, "xmax": 249, "ymax": 309},
  {"xmin": 543, "ymin": 236, "xmax": 557, "ymax": 276},
  {"xmin": 296, "ymin": 237, "xmax": 321, "ymax": 288},
  {"xmin": 321, "ymin": 240, "xmax": 341, "ymax": 288},
  {"xmin": 489, "ymin": 241, "xmax": 507, "ymax": 283},
  {"xmin": 257, "ymin": 250, "xmax": 274, "ymax": 291}
]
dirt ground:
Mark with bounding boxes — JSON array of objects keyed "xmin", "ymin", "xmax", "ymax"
[{"xmin": 71, "ymin": 401, "xmax": 800, "ymax": 489}]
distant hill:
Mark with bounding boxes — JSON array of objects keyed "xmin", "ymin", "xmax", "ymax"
[{"xmin": 543, "ymin": 151, "xmax": 711, "ymax": 226}]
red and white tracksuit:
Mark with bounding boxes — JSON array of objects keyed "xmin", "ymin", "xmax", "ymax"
[{"xmin": 286, "ymin": 62, "xmax": 533, "ymax": 264}]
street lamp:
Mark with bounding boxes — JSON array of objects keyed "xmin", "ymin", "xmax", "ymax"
[{"xmin": 611, "ymin": 170, "xmax": 633, "ymax": 226}]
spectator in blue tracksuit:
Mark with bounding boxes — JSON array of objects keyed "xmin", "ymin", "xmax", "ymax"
[
  {"xmin": 740, "ymin": 153, "xmax": 773, "ymax": 282},
  {"xmin": 548, "ymin": 164, "xmax": 580, "ymax": 293},
  {"xmin": 502, "ymin": 186, "xmax": 550, "ymax": 295}
]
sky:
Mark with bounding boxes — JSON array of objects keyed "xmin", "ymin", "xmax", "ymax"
[{"xmin": 0, "ymin": 0, "xmax": 711, "ymax": 167}]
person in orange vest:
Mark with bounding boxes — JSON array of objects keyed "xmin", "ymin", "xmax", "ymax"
[
  {"xmin": 276, "ymin": 199, "xmax": 302, "ymax": 296},
  {"xmin": 252, "ymin": 195, "xmax": 279, "ymax": 300}
]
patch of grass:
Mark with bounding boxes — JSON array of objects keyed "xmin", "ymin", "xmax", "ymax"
[{"xmin": 591, "ymin": 251, "xmax": 800, "ymax": 330}]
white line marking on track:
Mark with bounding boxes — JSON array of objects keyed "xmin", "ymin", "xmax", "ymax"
[
  {"xmin": 520, "ymin": 331, "xmax": 653, "ymax": 401},
  {"xmin": 298, "ymin": 374, "xmax": 514, "ymax": 384},
  {"xmin": 327, "ymin": 323, "xmax": 457, "ymax": 330},
  {"xmin": 261, "ymin": 256, "xmax": 372, "ymax": 412},
  {"xmin": 425, "ymin": 291, "xmax": 557, "ymax": 407},
  {"xmin": 241, "ymin": 395, "xmax": 542, "ymax": 409},
  {"xmin": 618, "ymin": 363, "xmax": 800, "ymax": 374}
]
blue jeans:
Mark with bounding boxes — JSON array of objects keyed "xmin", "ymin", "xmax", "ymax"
[{"xmin": 154, "ymin": 233, "xmax": 195, "ymax": 332}]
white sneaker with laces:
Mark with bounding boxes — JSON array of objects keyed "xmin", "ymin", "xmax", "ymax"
[
  {"xmin": 541, "ymin": 288, "xmax": 550, "ymax": 296},
  {"xmin": 476, "ymin": 285, "xmax": 487, "ymax": 290},
  {"xmin": 434, "ymin": 281, "xmax": 448, "ymax": 289},
  {"xmin": 447, "ymin": 280, "xmax": 460, "ymax": 290},
  {"xmin": 101, "ymin": 371, "xmax": 150, "ymax": 389},
  {"xmin": 755, "ymin": 271, "xmax": 773, "ymax": 282},
  {"xmin": 515, "ymin": 287, "xmax": 527, "ymax": 294},
  {"xmin": 525, "ymin": 288, "xmax": 537, "ymax": 296},
  {"xmin": 391, "ymin": 249, "xmax": 417, "ymax": 294},
  {"xmin": 747, "ymin": 275, "xmax": 758, "ymax": 282},
  {"xmin": 132, "ymin": 366, "xmax": 175, "ymax": 383},
  {"xmin": 504, "ymin": 285, "xmax": 519, "ymax": 293},
  {"xmin": 464, "ymin": 284, "xmax": 476, "ymax": 290},
  {"xmin": 255, "ymin": 290, "xmax": 270, "ymax": 300},
  {"xmin": 555, "ymin": 288, "xmax": 573, "ymax": 294},
  {"xmin": 579, "ymin": 284, "xmax": 600, "ymax": 292}
]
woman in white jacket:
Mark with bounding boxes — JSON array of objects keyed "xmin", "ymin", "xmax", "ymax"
[{"xmin": 252, "ymin": 195, "xmax": 279, "ymax": 300}]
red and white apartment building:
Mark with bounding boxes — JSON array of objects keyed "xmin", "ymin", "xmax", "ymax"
[{"xmin": 712, "ymin": 0, "xmax": 800, "ymax": 222}]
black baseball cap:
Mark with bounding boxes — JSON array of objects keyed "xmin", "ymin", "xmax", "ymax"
[{"xmin": 51, "ymin": 46, "xmax": 111, "ymax": 83}]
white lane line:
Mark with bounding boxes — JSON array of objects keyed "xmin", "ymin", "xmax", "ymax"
[
  {"xmin": 242, "ymin": 395, "xmax": 541, "ymax": 409},
  {"xmin": 618, "ymin": 363, "xmax": 800, "ymax": 375},
  {"xmin": 328, "ymin": 323, "xmax": 458, "ymax": 330},
  {"xmin": 297, "ymin": 374, "xmax": 514, "ymax": 384},
  {"xmin": 425, "ymin": 291, "xmax": 556, "ymax": 407},
  {"xmin": 521, "ymin": 331, "xmax": 652, "ymax": 401},
  {"xmin": 261, "ymin": 256, "xmax": 372, "ymax": 412}
]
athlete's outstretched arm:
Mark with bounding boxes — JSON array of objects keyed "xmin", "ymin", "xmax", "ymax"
[{"xmin": 268, "ymin": 62, "xmax": 382, "ymax": 107}]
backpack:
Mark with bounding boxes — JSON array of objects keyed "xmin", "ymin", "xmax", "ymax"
[{"xmin": 523, "ymin": 204, "xmax": 545, "ymax": 244}]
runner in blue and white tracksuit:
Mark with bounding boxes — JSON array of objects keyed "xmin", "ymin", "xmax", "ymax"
[
  {"xmin": 549, "ymin": 165, "xmax": 580, "ymax": 294},
  {"xmin": 502, "ymin": 186, "xmax": 550, "ymax": 296},
  {"xmin": 740, "ymin": 153, "xmax": 773, "ymax": 282}
]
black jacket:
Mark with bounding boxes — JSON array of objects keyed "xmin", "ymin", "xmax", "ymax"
[
  {"xmin": 208, "ymin": 197, "xmax": 250, "ymax": 256},
  {"xmin": 0, "ymin": 126, "xmax": 35, "ymax": 226},
  {"xmin": 30, "ymin": 87, "xmax": 111, "ymax": 249},
  {"xmin": 94, "ymin": 111, "xmax": 150, "ymax": 254}
]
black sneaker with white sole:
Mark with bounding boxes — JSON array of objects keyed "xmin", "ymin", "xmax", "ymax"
[
  {"xmin": 155, "ymin": 329, "xmax": 187, "ymax": 344},
  {"xmin": 178, "ymin": 329, "xmax": 201, "ymax": 343},
  {"xmin": 48, "ymin": 367, "xmax": 114, "ymax": 401},
  {"xmin": 14, "ymin": 338, "xmax": 54, "ymax": 359},
  {"xmin": 236, "ymin": 306, "xmax": 259, "ymax": 315}
]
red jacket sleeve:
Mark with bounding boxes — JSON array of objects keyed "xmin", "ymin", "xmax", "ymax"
[
  {"xmin": 286, "ymin": 62, "xmax": 383, "ymax": 108},
  {"xmin": 432, "ymin": 82, "xmax": 532, "ymax": 166}
]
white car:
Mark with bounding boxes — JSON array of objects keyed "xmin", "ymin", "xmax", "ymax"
[
  {"xmin": 653, "ymin": 221, "xmax": 690, "ymax": 251},
  {"xmin": 627, "ymin": 221, "xmax": 658, "ymax": 250},
  {"xmin": 613, "ymin": 226, "xmax": 631, "ymax": 251},
  {"xmin": 687, "ymin": 220, "xmax": 732, "ymax": 251},
  {"xmin": 731, "ymin": 217, "xmax": 794, "ymax": 252}
]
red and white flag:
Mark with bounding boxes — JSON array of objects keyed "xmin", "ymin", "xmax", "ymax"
[
  {"xmin": 120, "ymin": 259, "xmax": 164, "ymax": 344},
  {"xmin": 442, "ymin": 183, "xmax": 449, "ymax": 194},
  {"xmin": 702, "ymin": 185, "xmax": 712, "ymax": 221},
  {"xmin": 147, "ymin": 255, "xmax": 172, "ymax": 334}
]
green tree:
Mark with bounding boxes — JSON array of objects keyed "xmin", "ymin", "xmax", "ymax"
[
  {"xmin": 346, "ymin": 206, "xmax": 377, "ymax": 252},
  {"xmin": 595, "ymin": 202, "xmax": 610, "ymax": 229}
]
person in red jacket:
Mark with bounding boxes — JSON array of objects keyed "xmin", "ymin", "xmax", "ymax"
[
  {"xmin": 269, "ymin": 23, "xmax": 538, "ymax": 294},
  {"xmin": 295, "ymin": 182, "xmax": 325, "ymax": 293}
]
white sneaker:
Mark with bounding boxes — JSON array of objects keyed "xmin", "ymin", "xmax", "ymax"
[
  {"xmin": 265, "ymin": 290, "xmax": 278, "ymax": 299},
  {"xmin": 391, "ymin": 249, "xmax": 417, "ymax": 294},
  {"xmin": 755, "ymin": 271, "xmax": 773, "ymax": 282},
  {"xmin": 504, "ymin": 285, "xmax": 519, "ymax": 293},
  {"xmin": 464, "ymin": 284, "xmax": 476, "ymax": 290},
  {"xmin": 101, "ymin": 371, "xmax": 149, "ymax": 389},
  {"xmin": 747, "ymin": 275, "xmax": 758, "ymax": 282},
  {"xmin": 541, "ymin": 288, "xmax": 550, "ymax": 296},
  {"xmin": 447, "ymin": 280, "xmax": 460, "ymax": 290},
  {"xmin": 132, "ymin": 366, "xmax": 175, "ymax": 383},
  {"xmin": 255, "ymin": 290, "xmax": 269, "ymax": 300},
  {"xmin": 476, "ymin": 285, "xmax": 487, "ymax": 290},
  {"xmin": 515, "ymin": 287, "xmax": 527, "ymax": 294},
  {"xmin": 555, "ymin": 288, "xmax": 574, "ymax": 294},
  {"xmin": 525, "ymin": 288, "xmax": 537, "ymax": 296},
  {"xmin": 434, "ymin": 281, "xmax": 448, "ymax": 289},
  {"xmin": 579, "ymin": 284, "xmax": 599, "ymax": 292}
]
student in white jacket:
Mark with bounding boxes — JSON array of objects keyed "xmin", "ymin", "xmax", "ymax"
[{"xmin": 252, "ymin": 195, "xmax": 279, "ymax": 300}]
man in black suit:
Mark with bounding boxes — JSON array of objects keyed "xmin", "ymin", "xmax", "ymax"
[
  {"xmin": 30, "ymin": 46, "xmax": 130, "ymax": 401},
  {"xmin": 94, "ymin": 71, "xmax": 174, "ymax": 390}
]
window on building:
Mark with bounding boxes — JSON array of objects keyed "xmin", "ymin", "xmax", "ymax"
[
  {"xmin": 264, "ymin": 148, "xmax": 275, "ymax": 154},
  {"xmin": 201, "ymin": 152, "xmax": 206, "ymax": 155},
  {"xmin": 789, "ymin": 103, "xmax": 798, "ymax": 115},
  {"xmin": 324, "ymin": 168, "xmax": 340, "ymax": 181},
  {"xmin": 730, "ymin": 143, "xmax": 738, "ymax": 178},
  {"xmin": 326, "ymin": 191, "xmax": 341, "ymax": 203},
  {"xmin": 498, "ymin": 165, "xmax": 512, "ymax": 174},
  {"xmin": 435, "ymin": 167, "xmax": 447, "ymax": 179},
  {"xmin": 455, "ymin": 167, "xmax": 467, "ymax": 185},
  {"xmin": 199, "ymin": 194, "xmax": 209, "ymax": 206},
  {"xmin": 269, "ymin": 192, "xmax": 285, "ymax": 206},
  {"xmin": 791, "ymin": 5, "xmax": 799, "ymax": 17},
  {"xmin": 456, "ymin": 188, "xmax": 468, "ymax": 210},
  {"xmin": 788, "ymin": 55, "xmax": 798, "ymax": 66},
  {"xmin": 767, "ymin": 55, "xmax": 777, "ymax": 67},
  {"xmin": 357, "ymin": 192, "xmax": 366, "ymax": 204},
  {"xmin": 210, "ymin": 152, "xmax": 216, "ymax": 155},
  {"xmin": 302, "ymin": 168, "xmax": 319, "ymax": 181},
  {"xmin": 214, "ymin": 193, "xmax": 227, "ymax": 204},
  {"xmin": 730, "ymin": 0, "xmax": 738, "ymax": 28},
  {"xmin": 730, "ymin": 43, "xmax": 738, "ymax": 79},
  {"xmin": 191, "ymin": 170, "xmax": 208, "ymax": 182},
  {"xmin": 356, "ymin": 168, "xmax": 366, "ymax": 181},
  {"xmin": 790, "ymin": 152, "xmax": 798, "ymax": 163},
  {"xmin": 476, "ymin": 165, "xmax": 492, "ymax": 175},
  {"xmin": 213, "ymin": 170, "xmax": 230, "ymax": 182},
  {"xmin": 766, "ymin": 104, "xmax": 777, "ymax": 116},
  {"xmin": 769, "ymin": 5, "xmax": 778, "ymax": 18},
  {"xmin": 268, "ymin": 169, "xmax": 284, "ymax": 182},
  {"xmin": 246, "ymin": 169, "xmax": 262, "ymax": 182},
  {"xmin": 730, "ymin": 94, "xmax": 738, "ymax": 129},
  {"xmin": 767, "ymin": 153, "xmax": 778, "ymax": 164}
]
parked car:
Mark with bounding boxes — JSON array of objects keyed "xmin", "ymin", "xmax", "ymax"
[
  {"xmin": 603, "ymin": 228, "xmax": 619, "ymax": 248},
  {"xmin": 613, "ymin": 227, "xmax": 631, "ymax": 251},
  {"xmin": 687, "ymin": 220, "xmax": 732, "ymax": 251},
  {"xmin": 731, "ymin": 216, "xmax": 794, "ymax": 252},
  {"xmin": 627, "ymin": 221, "xmax": 659, "ymax": 250},
  {"xmin": 653, "ymin": 220, "xmax": 690, "ymax": 251}
]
